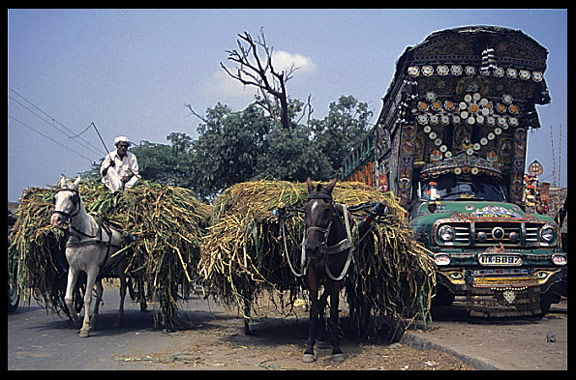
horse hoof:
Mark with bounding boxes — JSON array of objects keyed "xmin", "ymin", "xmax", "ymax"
[
  {"xmin": 302, "ymin": 353, "xmax": 316, "ymax": 363},
  {"xmin": 79, "ymin": 329, "xmax": 90, "ymax": 338},
  {"xmin": 332, "ymin": 353, "xmax": 345, "ymax": 363}
]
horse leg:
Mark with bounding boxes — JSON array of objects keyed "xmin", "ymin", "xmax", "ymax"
[
  {"xmin": 303, "ymin": 270, "xmax": 320, "ymax": 363},
  {"xmin": 316, "ymin": 289, "xmax": 330, "ymax": 349},
  {"xmin": 90, "ymin": 280, "xmax": 103, "ymax": 331},
  {"xmin": 115, "ymin": 272, "xmax": 127, "ymax": 327},
  {"xmin": 79, "ymin": 268, "xmax": 98, "ymax": 338},
  {"xmin": 65, "ymin": 268, "xmax": 81, "ymax": 327},
  {"xmin": 329, "ymin": 281, "xmax": 344, "ymax": 363},
  {"xmin": 243, "ymin": 291, "xmax": 253, "ymax": 335},
  {"xmin": 138, "ymin": 276, "xmax": 147, "ymax": 312}
]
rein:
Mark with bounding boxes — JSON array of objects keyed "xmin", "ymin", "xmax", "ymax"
[
  {"xmin": 52, "ymin": 188, "xmax": 81, "ymax": 220},
  {"xmin": 321, "ymin": 203, "xmax": 354, "ymax": 281},
  {"xmin": 280, "ymin": 194, "xmax": 354, "ymax": 280},
  {"xmin": 53, "ymin": 187, "xmax": 129, "ymax": 279}
]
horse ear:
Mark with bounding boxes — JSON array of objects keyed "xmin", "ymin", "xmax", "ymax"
[
  {"xmin": 306, "ymin": 177, "xmax": 314, "ymax": 193},
  {"xmin": 325, "ymin": 178, "xmax": 338, "ymax": 194},
  {"xmin": 72, "ymin": 176, "xmax": 81, "ymax": 190},
  {"xmin": 57, "ymin": 174, "xmax": 67, "ymax": 188}
]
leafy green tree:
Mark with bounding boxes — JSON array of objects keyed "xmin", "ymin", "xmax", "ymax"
[
  {"xmin": 255, "ymin": 123, "xmax": 331, "ymax": 182},
  {"xmin": 130, "ymin": 141, "xmax": 176, "ymax": 184},
  {"xmin": 311, "ymin": 95, "xmax": 373, "ymax": 178},
  {"xmin": 182, "ymin": 95, "xmax": 372, "ymax": 200},
  {"xmin": 165, "ymin": 132, "xmax": 195, "ymax": 188},
  {"xmin": 190, "ymin": 102, "xmax": 273, "ymax": 200}
]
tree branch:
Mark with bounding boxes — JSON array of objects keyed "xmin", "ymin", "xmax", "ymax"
[
  {"xmin": 220, "ymin": 28, "xmax": 292, "ymax": 129},
  {"xmin": 184, "ymin": 104, "xmax": 208, "ymax": 123}
]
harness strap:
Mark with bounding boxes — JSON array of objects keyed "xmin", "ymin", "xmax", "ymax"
[
  {"xmin": 324, "ymin": 204, "xmax": 355, "ymax": 281},
  {"xmin": 325, "ymin": 238, "xmax": 352, "ymax": 255},
  {"xmin": 65, "ymin": 220, "xmax": 127, "ymax": 280},
  {"xmin": 279, "ymin": 202, "xmax": 356, "ymax": 280},
  {"xmin": 279, "ymin": 218, "xmax": 307, "ymax": 278}
]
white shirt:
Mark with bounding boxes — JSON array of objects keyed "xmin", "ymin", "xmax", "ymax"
[{"xmin": 101, "ymin": 150, "xmax": 139, "ymax": 190}]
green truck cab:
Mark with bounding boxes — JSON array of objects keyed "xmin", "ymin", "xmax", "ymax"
[{"xmin": 410, "ymin": 157, "xmax": 566, "ymax": 317}]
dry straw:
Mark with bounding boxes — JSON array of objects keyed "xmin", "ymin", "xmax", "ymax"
[
  {"xmin": 9, "ymin": 179, "xmax": 211, "ymax": 330},
  {"xmin": 199, "ymin": 179, "xmax": 436, "ymax": 337},
  {"xmin": 9, "ymin": 177, "xmax": 435, "ymax": 336}
]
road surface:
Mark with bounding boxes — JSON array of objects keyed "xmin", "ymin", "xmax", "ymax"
[{"xmin": 8, "ymin": 290, "xmax": 567, "ymax": 370}]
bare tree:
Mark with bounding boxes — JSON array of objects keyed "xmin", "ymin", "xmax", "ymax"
[{"xmin": 220, "ymin": 28, "xmax": 294, "ymax": 129}]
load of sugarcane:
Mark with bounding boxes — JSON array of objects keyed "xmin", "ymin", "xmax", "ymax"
[
  {"xmin": 198, "ymin": 179, "xmax": 436, "ymax": 337},
  {"xmin": 8, "ymin": 179, "xmax": 211, "ymax": 330}
]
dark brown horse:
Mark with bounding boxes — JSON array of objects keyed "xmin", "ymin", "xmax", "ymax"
[{"xmin": 302, "ymin": 178, "xmax": 353, "ymax": 363}]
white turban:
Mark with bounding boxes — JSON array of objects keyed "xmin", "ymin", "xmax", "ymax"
[{"xmin": 114, "ymin": 136, "xmax": 132, "ymax": 147}]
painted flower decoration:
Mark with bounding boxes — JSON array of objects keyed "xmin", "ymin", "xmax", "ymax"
[{"xmin": 458, "ymin": 93, "xmax": 491, "ymax": 125}]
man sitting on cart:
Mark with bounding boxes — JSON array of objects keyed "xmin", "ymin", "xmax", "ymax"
[{"xmin": 101, "ymin": 136, "xmax": 140, "ymax": 192}]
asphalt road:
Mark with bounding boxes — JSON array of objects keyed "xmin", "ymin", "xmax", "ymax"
[
  {"xmin": 7, "ymin": 295, "xmax": 165, "ymax": 370},
  {"xmin": 8, "ymin": 291, "xmax": 567, "ymax": 370},
  {"xmin": 405, "ymin": 296, "xmax": 568, "ymax": 370}
]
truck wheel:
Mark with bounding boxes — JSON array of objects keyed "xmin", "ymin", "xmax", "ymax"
[
  {"xmin": 538, "ymin": 289, "xmax": 560, "ymax": 317},
  {"xmin": 433, "ymin": 285, "xmax": 455, "ymax": 306}
]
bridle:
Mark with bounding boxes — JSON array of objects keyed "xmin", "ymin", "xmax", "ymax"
[
  {"xmin": 305, "ymin": 193, "xmax": 335, "ymax": 245},
  {"xmin": 304, "ymin": 193, "xmax": 354, "ymax": 281},
  {"xmin": 52, "ymin": 188, "xmax": 81, "ymax": 222}
]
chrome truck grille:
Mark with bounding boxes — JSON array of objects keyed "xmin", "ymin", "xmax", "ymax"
[{"xmin": 435, "ymin": 221, "xmax": 550, "ymax": 247}]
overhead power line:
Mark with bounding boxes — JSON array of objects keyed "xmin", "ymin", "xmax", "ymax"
[
  {"xmin": 8, "ymin": 88, "xmax": 103, "ymax": 158},
  {"xmin": 8, "ymin": 115, "xmax": 94, "ymax": 163}
]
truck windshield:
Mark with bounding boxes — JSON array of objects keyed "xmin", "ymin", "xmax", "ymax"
[{"xmin": 420, "ymin": 174, "xmax": 506, "ymax": 202}]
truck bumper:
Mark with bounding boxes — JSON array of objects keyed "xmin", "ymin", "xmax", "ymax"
[{"xmin": 436, "ymin": 266, "xmax": 566, "ymax": 317}]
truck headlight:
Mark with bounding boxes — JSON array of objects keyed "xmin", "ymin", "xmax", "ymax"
[
  {"xmin": 551, "ymin": 253, "xmax": 567, "ymax": 266},
  {"xmin": 540, "ymin": 225, "xmax": 556, "ymax": 244},
  {"xmin": 438, "ymin": 225, "xmax": 454, "ymax": 242}
]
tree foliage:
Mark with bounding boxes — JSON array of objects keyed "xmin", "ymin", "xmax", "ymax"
[
  {"xmin": 84, "ymin": 30, "xmax": 373, "ymax": 201},
  {"xmin": 136, "ymin": 95, "xmax": 371, "ymax": 200}
]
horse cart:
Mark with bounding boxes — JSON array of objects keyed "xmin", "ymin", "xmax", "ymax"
[
  {"xmin": 8, "ymin": 177, "xmax": 211, "ymax": 335},
  {"xmin": 198, "ymin": 178, "xmax": 436, "ymax": 363},
  {"xmin": 8, "ymin": 209, "xmax": 20, "ymax": 312},
  {"xmin": 10, "ymin": 176, "xmax": 434, "ymax": 363}
]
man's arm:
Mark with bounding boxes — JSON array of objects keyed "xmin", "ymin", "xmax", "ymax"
[{"xmin": 101, "ymin": 153, "xmax": 115, "ymax": 176}]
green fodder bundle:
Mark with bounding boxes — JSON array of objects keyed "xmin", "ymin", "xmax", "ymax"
[
  {"xmin": 9, "ymin": 179, "xmax": 211, "ymax": 330},
  {"xmin": 198, "ymin": 179, "xmax": 436, "ymax": 335},
  {"xmin": 347, "ymin": 216, "xmax": 437, "ymax": 338},
  {"xmin": 199, "ymin": 180, "xmax": 305, "ymax": 314}
]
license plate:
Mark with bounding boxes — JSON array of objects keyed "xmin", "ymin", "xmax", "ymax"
[{"xmin": 478, "ymin": 254, "xmax": 523, "ymax": 266}]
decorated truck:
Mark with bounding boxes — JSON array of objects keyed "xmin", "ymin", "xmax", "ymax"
[{"xmin": 342, "ymin": 26, "xmax": 567, "ymax": 317}]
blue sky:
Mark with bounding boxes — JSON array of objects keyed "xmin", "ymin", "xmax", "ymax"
[{"xmin": 8, "ymin": 9, "xmax": 567, "ymax": 201}]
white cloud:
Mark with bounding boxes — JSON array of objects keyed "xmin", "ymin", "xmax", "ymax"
[
  {"xmin": 271, "ymin": 50, "xmax": 316, "ymax": 74},
  {"xmin": 202, "ymin": 50, "xmax": 316, "ymax": 110},
  {"xmin": 212, "ymin": 70, "xmax": 258, "ymax": 98}
]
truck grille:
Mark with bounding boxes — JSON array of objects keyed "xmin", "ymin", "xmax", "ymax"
[
  {"xmin": 436, "ymin": 221, "xmax": 547, "ymax": 247},
  {"xmin": 474, "ymin": 222, "xmax": 522, "ymax": 246},
  {"xmin": 453, "ymin": 224, "xmax": 470, "ymax": 244}
]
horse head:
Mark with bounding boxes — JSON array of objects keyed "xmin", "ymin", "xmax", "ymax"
[
  {"xmin": 304, "ymin": 177, "xmax": 337, "ymax": 258},
  {"xmin": 51, "ymin": 175, "xmax": 82, "ymax": 228}
]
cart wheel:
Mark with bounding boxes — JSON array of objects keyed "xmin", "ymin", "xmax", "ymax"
[{"xmin": 8, "ymin": 278, "xmax": 20, "ymax": 312}]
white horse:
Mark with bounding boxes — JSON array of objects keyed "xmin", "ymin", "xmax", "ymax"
[{"xmin": 50, "ymin": 176, "xmax": 131, "ymax": 337}]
